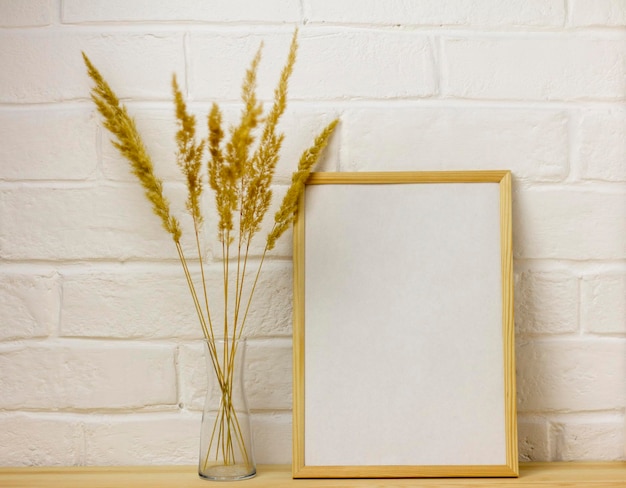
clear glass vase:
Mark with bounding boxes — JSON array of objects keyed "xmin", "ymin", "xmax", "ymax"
[{"xmin": 198, "ymin": 338, "xmax": 256, "ymax": 481}]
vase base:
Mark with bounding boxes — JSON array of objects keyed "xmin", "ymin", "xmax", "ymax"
[{"xmin": 199, "ymin": 464, "xmax": 256, "ymax": 481}]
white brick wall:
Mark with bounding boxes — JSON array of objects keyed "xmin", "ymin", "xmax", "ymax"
[
  {"xmin": 0, "ymin": 0, "xmax": 624, "ymax": 466},
  {"xmin": 442, "ymin": 36, "xmax": 625, "ymax": 101}
]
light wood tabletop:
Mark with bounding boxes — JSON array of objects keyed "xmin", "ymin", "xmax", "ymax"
[{"xmin": 0, "ymin": 462, "xmax": 625, "ymax": 487}]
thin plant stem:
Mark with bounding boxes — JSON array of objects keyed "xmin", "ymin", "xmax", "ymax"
[
  {"xmin": 190, "ymin": 220, "xmax": 222, "ymax": 377},
  {"xmin": 174, "ymin": 242, "xmax": 209, "ymax": 341},
  {"xmin": 222, "ymin": 233, "xmax": 230, "ymax": 352},
  {"xmin": 193, "ymin": 220, "xmax": 214, "ymax": 342},
  {"xmin": 175, "ymin": 242, "xmax": 225, "ymax": 388},
  {"xmin": 203, "ymin": 354, "xmax": 251, "ymax": 470},
  {"xmin": 231, "ymin": 243, "xmax": 249, "ymax": 355},
  {"xmin": 233, "ymin": 230, "xmax": 245, "ymax": 347},
  {"xmin": 236, "ymin": 239, "xmax": 271, "ymax": 342}
]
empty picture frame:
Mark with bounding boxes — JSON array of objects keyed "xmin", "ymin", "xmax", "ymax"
[{"xmin": 293, "ymin": 171, "xmax": 517, "ymax": 478}]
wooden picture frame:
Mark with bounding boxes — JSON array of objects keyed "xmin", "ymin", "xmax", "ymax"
[{"xmin": 292, "ymin": 171, "xmax": 517, "ymax": 478}]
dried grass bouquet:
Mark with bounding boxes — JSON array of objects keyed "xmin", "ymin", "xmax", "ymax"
[{"xmin": 83, "ymin": 30, "xmax": 337, "ymax": 477}]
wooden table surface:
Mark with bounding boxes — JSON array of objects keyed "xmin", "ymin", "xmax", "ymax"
[{"xmin": 0, "ymin": 462, "xmax": 625, "ymax": 487}]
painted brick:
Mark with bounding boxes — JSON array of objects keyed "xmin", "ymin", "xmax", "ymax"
[
  {"xmin": 223, "ymin": 262, "xmax": 293, "ymax": 337},
  {"xmin": 245, "ymin": 339, "xmax": 292, "ymax": 410},
  {"xmin": 516, "ymin": 339, "xmax": 626, "ymax": 412},
  {"xmin": 0, "ymin": 107, "xmax": 98, "ymax": 181},
  {"xmin": 251, "ymin": 412, "xmax": 292, "ymax": 464},
  {"xmin": 26, "ymin": 410, "xmax": 295, "ymax": 466},
  {"xmin": 341, "ymin": 106, "xmax": 568, "ymax": 181},
  {"xmin": 177, "ymin": 343, "xmax": 206, "ymax": 410},
  {"xmin": 577, "ymin": 108, "xmax": 626, "ymax": 182},
  {"xmin": 61, "ymin": 270, "xmax": 201, "ymax": 339},
  {"xmin": 513, "ymin": 189, "xmax": 626, "ymax": 260},
  {"xmin": 188, "ymin": 32, "xmax": 293, "ymax": 103},
  {"xmin": 555, "ymin": 417, "xmax": 626, "ymax": 461},
  {"xmin": 292, "ymin": 29, "xmax": 436, "ymax": 101},
  {"xmin": 0, "ymin": 31, "xmax": 184, "ymax": 103},
  {"xmin": 0, "ymin": 273, "xmax": 59, "ymax": 341},
  {"xmin": 178, "ymin": 338, "xmax": 292, "ymax": 411},
  {"xmin": 514, "ymin": 270, "xmax": 578, "ymax": 336},
  {"xmin": 517, "ymin": 416, "xmax": 550, "ymax": 462},
  {"xmin": 188, "ymin": 29, "xmax": 436, "ymax": 101},
  {"xmin": 581, "ymin": 273, "xmax": 626, "ymax": 335},
  {"xmin": 569, "ymin": 0, "xmax": 626, "ymax": 27},
  {"xmin": 84, "ymin": 411, "xmax": 292, "ymax": 465},
  {"xmin": 0, "ymin": 0, "xmax": 54, "ymax": 27},
  {"xmin": 58, "ymin": 252, "xmax": 291, "ymax": 342},
  {"xmin": 0, "ymin": 343, "xmax": 177, "ymax": 409},
  {"xmin": 0, "ymin": 413, "xmax": 82, "ymax": 466},
  {"xmin": 62, "ymin": 0, "xmax": 300, "ymax": 23},
  {"xmin": 0, "ymin": 185, "xmax": 194, "ymax": 261},
  {"xmin": 83, "ymin": 413, "xmax": 200, "ymax": 465},
  {"xmin": 307, "ymin": 0, "xmax": 565, "ymax": 27},
  {"xmin": 443, "ymin": 36, "xmax": 626, "ymax": 101}
]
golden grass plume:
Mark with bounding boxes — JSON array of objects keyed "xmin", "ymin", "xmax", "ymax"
[
  {"xmin": 83, "ymin": 30, "xmax": 338, "ymax": 342},
  {"xmin": 82, "ymin": 52, "xmax": 182, "ymax": 242}
]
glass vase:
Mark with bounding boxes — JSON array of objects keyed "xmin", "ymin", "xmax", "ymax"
[{"xmin": 198, "ymin": 338, "xmax": 256, "ymax": 481}]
